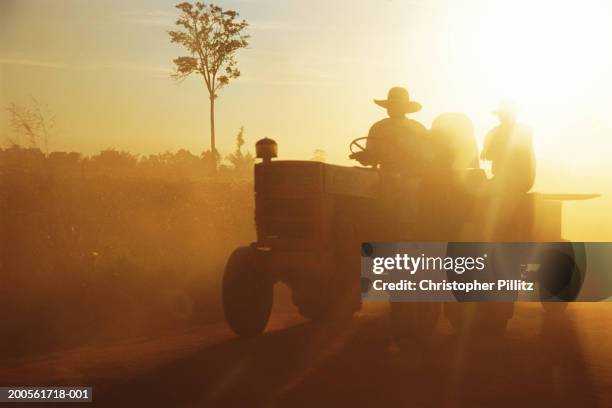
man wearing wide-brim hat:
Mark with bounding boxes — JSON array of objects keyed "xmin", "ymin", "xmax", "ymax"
[
  {"xmin": 481, "ymin": 101, "xmax": 536, "ymax": 193},
  {"xmin": 352, "ymin": 87, "xmax": 427, "ymax": 174}
]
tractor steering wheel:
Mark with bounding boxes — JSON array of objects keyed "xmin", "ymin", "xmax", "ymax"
[{"xmin": 350, "ymin": 136, "xmax": 368, "ymax": 155}]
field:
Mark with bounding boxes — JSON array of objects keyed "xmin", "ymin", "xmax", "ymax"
[{"xmin": 0, "ymin": 146, "xmax": 254, "ymax": 358}]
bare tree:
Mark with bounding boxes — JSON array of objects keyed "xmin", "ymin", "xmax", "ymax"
[
  {"xmin": 169, "ymin": 1, "xmax": 249, "ymax": 164},
  {"xmin": 6, "ymin": 97, "xmax": 55, "ymax": 154}
]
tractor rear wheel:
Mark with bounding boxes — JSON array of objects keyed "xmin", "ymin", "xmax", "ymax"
[
  {"xmin": 222, "ymin": 246, "xmax": 273, "ymax": 338},
  {"xmin": 538, "ymin": 242, "xmax": 585, "ymax": 314}
]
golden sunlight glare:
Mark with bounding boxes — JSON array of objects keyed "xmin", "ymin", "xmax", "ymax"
[
  {"xmin": 463, "ymin": 1, "xmax": 611, "ymax": 99},
  {"xmin": 453, "ymin": 0, "xmax": 612, "ymax": 151}
]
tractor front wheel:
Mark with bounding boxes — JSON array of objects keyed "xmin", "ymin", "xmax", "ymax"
[{"xmin": 222, "ymin": 246, "xmax": 273, "ymax": 338}]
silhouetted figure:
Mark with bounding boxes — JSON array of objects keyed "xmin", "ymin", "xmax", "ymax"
[
  {"xmin": 353, "ymin": 87, "xmax": 427, "ymax": 175},
  {"xmin": 420, "ymin": 113, "xmax": 482, "ymax": 240},
  {"xmin": 481, "ymin": 102, "xmax": 536, "ymax": 193},
  {"xmin": 430, "ymin": 112, "xmax": 480, "ymax": 179}
]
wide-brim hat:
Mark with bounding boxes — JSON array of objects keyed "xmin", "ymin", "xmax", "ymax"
[{"xmin": 374, "ymin": 87, "xmax": 422, "ymax": 113}]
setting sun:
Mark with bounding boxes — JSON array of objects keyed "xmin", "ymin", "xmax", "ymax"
[{"xmin": 450, "ymin": 0, "xmax": 612, "ymax": 153}]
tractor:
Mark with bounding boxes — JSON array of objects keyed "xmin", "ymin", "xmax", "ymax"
[{"xmin": 222, "ymin": 130, "xmax": 598, "ymax": 339}]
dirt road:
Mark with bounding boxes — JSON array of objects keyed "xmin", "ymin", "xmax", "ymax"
[{"xmin": 1, "ymin": 302, "xmax": 611, "ymax": 407}]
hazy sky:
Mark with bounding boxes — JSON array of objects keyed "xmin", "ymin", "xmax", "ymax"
[{"xmin": 1, "ymin": 0, "xmax": 611, "ymax": 179}]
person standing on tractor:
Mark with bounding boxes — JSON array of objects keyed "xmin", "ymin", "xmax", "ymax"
[
  {"xmin": 480, "ymin": 101, "xmax": 537, "ymax": 240},
  {"xmin": 481, "ymin": 101, "xmax": 536, "ymax": 194},
  {"xmin": 351, "ymin": 87, "xmax": 427, "ymax": 175}
]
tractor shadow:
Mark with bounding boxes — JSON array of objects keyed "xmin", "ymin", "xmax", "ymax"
[{"xmin": 96, "ymin": 309, "xmax": 599, "ymax": 408}]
